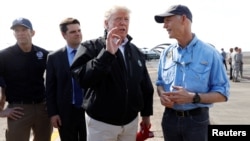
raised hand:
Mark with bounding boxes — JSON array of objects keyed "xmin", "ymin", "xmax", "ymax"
[{"xmin": 106, "ymin": 27, "xmax": 122, "ymax": 55}]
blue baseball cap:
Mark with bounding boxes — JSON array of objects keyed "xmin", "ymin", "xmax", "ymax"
[
  {"xmin": 10, "ymin": 17, "xmax": 33, "ymax": 30},
  {"xmin": 154, "ymin": 4, "xmax": 192, "ymax": 23}
]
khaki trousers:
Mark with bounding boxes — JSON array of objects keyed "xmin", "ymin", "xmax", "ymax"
[
  {"xmin": 85, "ymin": 113, "xmax": 138, "ymax": 141},
  {"xmin": 6, "ymin": 102, "xmax": 52, "ymax": 141}
]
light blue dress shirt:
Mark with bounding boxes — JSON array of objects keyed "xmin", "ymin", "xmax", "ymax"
[
  {"xmin": 156, "ymin": 34, "xmax": 230, "ymax": 110},
  {"xmin": 67, "ymin": 46, "xmax": 76, "ymax": 66}
]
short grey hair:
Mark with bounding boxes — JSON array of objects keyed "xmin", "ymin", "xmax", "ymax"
[{"xmin": 104, "ymin": 5, "xmax": 131, "ymax": 20}]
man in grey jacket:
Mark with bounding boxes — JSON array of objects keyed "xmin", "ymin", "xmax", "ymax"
[{"xmin": 232, "ymin": 47, "xmax": 242, "ymax": 82}]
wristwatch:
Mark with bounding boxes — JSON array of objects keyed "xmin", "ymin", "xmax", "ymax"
[{"xmin": 192, "ymin": 93, "xmax": 201, "ymax": 103}]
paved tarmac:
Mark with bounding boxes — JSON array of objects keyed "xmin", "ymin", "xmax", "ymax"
[{"xmin": 0, "ymin": 55, "xmax": 250, "ymax": 141}]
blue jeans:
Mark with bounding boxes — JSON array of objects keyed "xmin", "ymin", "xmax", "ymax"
[{"xmin": 161, "ymin": 107, "xmax": 209, "ymax": 141}]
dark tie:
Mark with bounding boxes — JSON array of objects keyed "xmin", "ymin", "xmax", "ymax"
[{"xmin": 72, "ymin": 50, "xmax": 83, "ymax": 108}]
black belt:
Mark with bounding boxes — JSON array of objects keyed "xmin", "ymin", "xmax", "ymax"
[
  {"xmin": 167, "ymin": 107, "xmax": 208, "ymax": 117},
  {"xmin": 9, "ymin": 99, "xmax": 44, "ymax": 104}
]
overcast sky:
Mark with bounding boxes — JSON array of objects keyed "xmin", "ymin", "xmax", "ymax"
[{"xmin": 1, "ymin": 0, "xmax": 250, "ymax": 52}]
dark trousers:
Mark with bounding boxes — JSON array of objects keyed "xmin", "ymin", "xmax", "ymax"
[
  {"xmin": 229, "ymin": 64, "xmax": 233, "ymax": 79},
  {"xmin": 223, "ymin": 60, "xmax": 227, "ymax": 70},
  {"xmin": 161, "ymin": 107, "xmax": 209, "ymax": 141},
  {"xmin": 58, "ymin": 106, "xmax": 86, "ymax": 141}
]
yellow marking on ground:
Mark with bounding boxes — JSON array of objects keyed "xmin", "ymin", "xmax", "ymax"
[{"xmin": 51, "ymin": 128, "xmax": 60, "ymax": 141}]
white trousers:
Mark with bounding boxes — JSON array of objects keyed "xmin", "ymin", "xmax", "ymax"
[{"xmin": 85, "ymin": 113, "xmax": 138, "ymax": 141}]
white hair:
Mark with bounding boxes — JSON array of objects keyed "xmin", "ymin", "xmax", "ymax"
[{"xmin": 104, "ymin": 5, "xmax": 131, "ymax": 21}]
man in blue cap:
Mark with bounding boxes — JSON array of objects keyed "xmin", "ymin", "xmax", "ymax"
[
  {"xmin": 0, "ymin": 17, "xmax": 52, "ymax": 141},
  {"xmin": 154, "ymin": 4, "xmax": 230, "ymax": 141},
  {"xmin": 11, "ymin": 17, "xmax": 34, "ymax": 30}
]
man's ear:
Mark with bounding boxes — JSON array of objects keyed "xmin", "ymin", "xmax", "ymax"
[
  {"xmin": 31, "ymin": 30, "xmax": 35, "ymax": 37},
  {"xmin": 61, "ymin": 32, "xmax": 67, "ymax": 40},
  {"xmin": 104, "ymin": 20, "xmax": 108, "ymax": 30}
]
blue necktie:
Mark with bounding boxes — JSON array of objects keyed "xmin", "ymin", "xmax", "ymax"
[{"xmin": 72, "ymin": 50, "xmax": 83, "ymax": 107}]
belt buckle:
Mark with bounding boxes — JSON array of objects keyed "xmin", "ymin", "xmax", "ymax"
[{"xmin": 176, "ymin": 111, "xmax": 185, "ymax": 117}]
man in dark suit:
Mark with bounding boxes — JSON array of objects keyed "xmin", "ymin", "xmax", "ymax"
[{"xmin": 45, "ymin": 18, "xmax": 86, "ymax": 141}]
